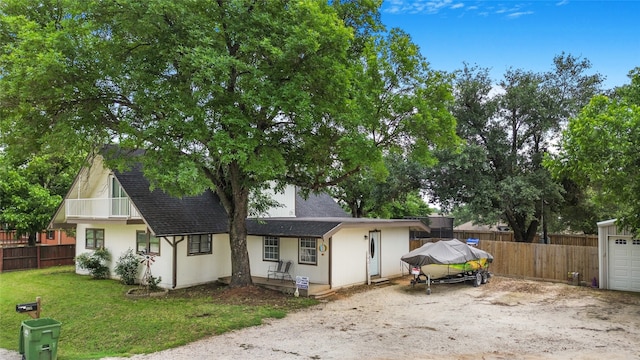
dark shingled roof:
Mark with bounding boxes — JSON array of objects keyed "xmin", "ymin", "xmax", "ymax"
[
  {"xmin": 246, "ymin": 219, "xmax": 342, "ymax": 238},
  {"xmin": 295, "ymin": 191, "xmax": 349, "ymax": 217},
  {"xmin": 113, "ymin": 164, "xmax": 229, "ymax": 237},
  {"xmin": 111, "ymin": 162, "xmax": 349, "ymax": 237},
  {"xmin": 104, "ymin": 146, "xmax": 353, "ymax": 238}
]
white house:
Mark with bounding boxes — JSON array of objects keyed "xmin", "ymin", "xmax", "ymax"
[
  {"xmin": 597, "ymin": 219, "xmax": 640, "ymax": 292},
  {"xmin": 50, "ymin": 150, "xmax": 429, "ymax": 293}
]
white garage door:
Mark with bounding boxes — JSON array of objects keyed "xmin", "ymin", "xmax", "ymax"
[{"xmin": 608, "ymin": 238, "xmax": 640, "ymax": 292}]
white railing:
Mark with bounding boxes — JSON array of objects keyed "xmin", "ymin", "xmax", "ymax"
[{"xmin": 65, "ymin": 198, "xmax": 141, "ymax": 219}]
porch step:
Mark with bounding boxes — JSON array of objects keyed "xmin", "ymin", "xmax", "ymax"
[
  {"xmin": 310, "ymin": 288, "xmax": 336, "ymax": 299},
  {"xmin": 371, "ymin": 277, "xmax": 390, "ymax": 285}
]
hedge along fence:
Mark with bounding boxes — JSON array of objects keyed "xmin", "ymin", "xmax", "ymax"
[
  {"xmin": 409, "ymin": 240, "xmax": 599, "ymax": 284},
  {"xmin": 0, "ymin": 245, "xmax": 76, "ymax": 272}
]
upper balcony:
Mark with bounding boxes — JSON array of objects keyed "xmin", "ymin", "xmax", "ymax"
[{"xmin": 65, "ymin": 198, "xmax": 141, "ymax": 220}]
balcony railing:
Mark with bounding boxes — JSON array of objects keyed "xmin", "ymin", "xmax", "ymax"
[{"xmin": 65, "ymin": 198, "xmax": 141, "ymax": 219}]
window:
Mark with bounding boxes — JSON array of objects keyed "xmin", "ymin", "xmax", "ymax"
[
  {"xmin": 263, "ymin": 236, "xmax": 279, "ymax": 261},
  {"xmin": 299, "ymin": 238, "xmax": 317, "ymax": 265},
  {"xmin": 86, "ymin": 228, "xmax": 104, "ymax": 249},
  {"xmin": 46, "ymin": 230, "xmax": 55, "ymax": 240},
  {"xmin": 110, "ymin": 176, "xmax": 129, "ymax": 216},
  {"xmin": 137, "ymin": 230, "xmax": 160, "ymax": 255},
  {"xmin": 615, "ymin": 239, "xmax": 627, "ymax": 245},
  {"xmin": 188, "ymin": 234, "xmax": 212, "ymax": 255}
]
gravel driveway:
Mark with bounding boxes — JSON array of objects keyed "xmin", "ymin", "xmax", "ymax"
[{"xmin": 4, "ymin": 276, "xmax": 640, "ymax": 359}]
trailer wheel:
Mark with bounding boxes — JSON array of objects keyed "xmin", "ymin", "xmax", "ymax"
[
  {"xmin": 481, "ymin": 271, "xmax": 488, "ymax": 284},
  {"xmin": 473, "ymin": 272, "xmax": 482, "ymax": 287}
]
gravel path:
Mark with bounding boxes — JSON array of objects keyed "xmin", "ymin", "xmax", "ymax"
[{"xmin": 4, "ymin": 276, "xmax": 640, "ymax": 359}]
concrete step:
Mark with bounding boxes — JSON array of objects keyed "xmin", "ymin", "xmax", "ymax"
[
  {"xmin": 310, "ymin": 289, "xmax": 336, "ymax": 299},
  {"xmin": 371, "ymin": 277, "xmax": 390, "ymax": 285}
]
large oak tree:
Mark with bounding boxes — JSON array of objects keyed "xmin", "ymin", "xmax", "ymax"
[
  {"xmin": 425, "ymin": 55, "xmax": 603, "ymax": 242},
  {"xmin": 1, "ymin": 0, "xmax": 457, "ymax": 286}
]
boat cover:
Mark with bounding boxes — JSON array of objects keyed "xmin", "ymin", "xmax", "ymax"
[{"xmin": 401, "ymin": 239, "xmax": 493, "ymax": 266}]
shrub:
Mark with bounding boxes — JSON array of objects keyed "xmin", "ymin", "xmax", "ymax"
[
  {"xmin": 114, "ymin": 248, "xmax": 140, "ymax": 285},
  {"xmin": 148, "ymin": 275, "xmax": 162, "ymax": 291},
  {"xmin": 75, "ymin": 248, "xmax": 111, "ymax": 279}
]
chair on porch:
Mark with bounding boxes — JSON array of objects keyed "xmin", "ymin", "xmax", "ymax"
[
  {"xmin": 279, "ymin": 260, "xmax": 294, "ymax": 283},
  {"xmin": 267, "ymin": 260, "xmax": 284, "ymax": 281},
  {"xmin": 267, "ymin": 260, "xmax": 294, "ymax": 283}
]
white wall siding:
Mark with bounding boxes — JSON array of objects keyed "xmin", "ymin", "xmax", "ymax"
[
  {"xmin": 247, "ymin": 235, "xmax": 330, "ymax": 284},
  {"xmin": 75, "ymin": 222, "xmax": 232, "ymax": 289},
  {"xmin": 261, "ymin": 184, "xmax": 296, "ymax": 218},
  {"xmin": 331, "ymin": 228, "xmax": 370, "ymax": 288},
  {"xmin": 174, "ymin": 234, "xmax": 231, "ymax": 289},
  {"xmin": 379, "ymin": 228, "xmax": 410, "ymax": 279},
  {"xmin": 75, "ymin": 222, "xmax": 147, "ymax": 279}
]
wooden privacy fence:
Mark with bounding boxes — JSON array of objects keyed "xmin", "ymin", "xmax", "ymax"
[
  {"xmin": 409, "ymin": 240, "xmax": 599, "ymax": 284},
  {"xmin": 0, "ymin": 245, "xmax": 75, "ymax": 272},
  {"xmin": 451, "ymin": 231, "xmax": 598, "ymax": 247}
]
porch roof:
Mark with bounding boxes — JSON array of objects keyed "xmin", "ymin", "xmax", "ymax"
[{"xmin": 247, "ymin": 217, "xmax": 430, "ymax": 240}]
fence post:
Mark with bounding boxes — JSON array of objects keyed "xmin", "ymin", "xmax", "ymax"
[
  {"xmin": 37, "ymin": 245, "xmax": 41, "ymax": 269},
  {"xmin": 0, "ymin": 247, "xmax": 3, "ymax": 273}
]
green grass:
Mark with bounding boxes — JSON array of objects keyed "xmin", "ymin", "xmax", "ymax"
[{"xmin": 0, "ymin": 266, "xmax": 317, "ymax": 359}]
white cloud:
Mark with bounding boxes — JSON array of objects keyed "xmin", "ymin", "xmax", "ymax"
[
  {"xmin": 382, "ymin": 0, "xmax": 534, "ymax": 18},
  {"xmin": 382, "ymin": 0, "xmax": 463, "ymax": 14},
  {"xmin": 556, "ymin": 0, "xmax": 569, "ymax": 5},
  {"xmin": 507, "ymin": 11, "xmax": 534, "ymax": 18}
]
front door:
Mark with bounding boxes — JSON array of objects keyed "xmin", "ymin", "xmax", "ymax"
[{"xmin": 369, "ymin": 231, "xmax": 381, "ymax": 276}]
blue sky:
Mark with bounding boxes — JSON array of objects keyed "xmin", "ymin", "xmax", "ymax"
[{"xmin": 380, "ymin": 0, "xmax": 639, "ymax": 89}]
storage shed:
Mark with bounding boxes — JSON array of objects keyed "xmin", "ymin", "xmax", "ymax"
[{"xmin": 597, "ymin": 219, "xmax": 640, "ymax": 292}]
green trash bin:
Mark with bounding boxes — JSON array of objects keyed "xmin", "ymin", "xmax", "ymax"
[{"xmin": 19, "ymin": 318, "xmax": 61, "ymax": 360}]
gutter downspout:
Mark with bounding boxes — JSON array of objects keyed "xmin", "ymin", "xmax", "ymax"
[{"xmin": 163, "ymin": 236, "xmax": 185, "ymax": 289}]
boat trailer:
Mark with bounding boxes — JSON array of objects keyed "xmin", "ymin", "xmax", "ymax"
[{"xmin": 410, "ymin": 267, "xmax": 491, "ymax": 295}]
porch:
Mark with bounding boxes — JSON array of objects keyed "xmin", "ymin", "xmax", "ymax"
[{"xmin": 218, "ymin": 276, "xmax": 335, "ymax": 299}]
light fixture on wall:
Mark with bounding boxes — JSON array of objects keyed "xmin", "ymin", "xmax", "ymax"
[{"xmin": 364, "ymin": 235, "xmax": 368, "ymax": 240}]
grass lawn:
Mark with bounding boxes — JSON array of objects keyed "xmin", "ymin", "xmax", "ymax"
[{"xmin": 0, "ymin": 266, "xmax": 317, "ymax": 359}]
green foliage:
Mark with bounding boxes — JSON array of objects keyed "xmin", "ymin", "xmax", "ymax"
[
  {"xmin": 333, "ymin": 152, "xmax": 434, "ymax": 218},
  {"xmin": 0, "ymin": 266, "xmax": 317, "ymax": 358},
  {"xmin": 426, "ymin": 55, "xmax": 604, "ymax": 241},
  {"xmin": 147, "ymin": 275, "xmax": 162, "ymax": 291},
  {"xmin": 546, "ymin": 69, "xmax": 640, "ymax": 234},
  {"xmin": 75, "ymin": 248, "xmax": 111, "ymax": 279},
  {"xmin": 114, "ymin": 248, "xmax": 140, "ymax": 285},
  {"xmin": 0, "ymin": 0, "xmax": 457, "ymax": 286},
  {"xmin": 0, "ymin": 165, "xmax": 61, "ymax": 243}
]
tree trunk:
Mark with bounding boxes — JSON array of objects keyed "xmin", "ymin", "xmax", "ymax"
[
  {"xmin": 227, "ymin": 173, "xmax": 253, "ymax": 288},
  {"xmin": 28, "ymin": 232, "xmax": 36, "ymax": 247},
  {"xmin": 505, "ymin": 211, "xmax": 539, "ymax": 243}
]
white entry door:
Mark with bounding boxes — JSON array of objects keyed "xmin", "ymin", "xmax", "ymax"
[
  {"xmin": 608, "ymin": 237, "xmax": 640, "ymax": 292},
  {"xmin": 369, "ymin": 231, "xmax": 381, "ymax": 276}
]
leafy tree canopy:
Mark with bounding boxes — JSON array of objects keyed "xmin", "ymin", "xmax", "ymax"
[
  {"xmin": 425, "ymin": 54, "xmax": 604, "ymax": 242},
  {"xmin": 1, "ymin": 0, "xmax": 457, "ymax": 286},
  {"xmin": 546, "ymin": 68, "xmax": 640, "ymax": 234},
  {"xmin": 332, "ymin": 152, "xmax": 434, "ymax": 218}
]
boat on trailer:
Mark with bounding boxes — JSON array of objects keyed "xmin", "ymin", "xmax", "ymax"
[{"xmin": 401, "ymin": 238, "xmax": 493, "ymax": 294}]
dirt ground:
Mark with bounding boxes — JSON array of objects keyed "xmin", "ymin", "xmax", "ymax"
[
  {"xmin": 3, "ymin": 276, "xmax": 640, "ymax": 359},
  {"xmin": 114, "ymin": 276, "xmax": 640, "ymax": 360}
]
